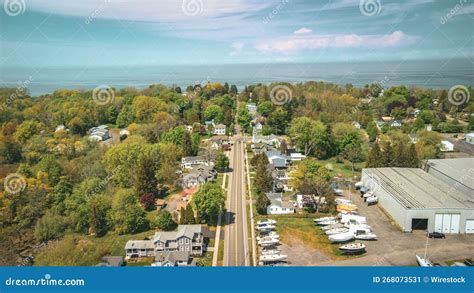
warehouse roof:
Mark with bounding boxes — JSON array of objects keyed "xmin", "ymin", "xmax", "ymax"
[
  {"xmin": 363, "ymin": 167, "xmax": 474, "ymax": 210},
  {"xmin": 426, "ymin": 158, "xmax": 474, "ymax": 190}
]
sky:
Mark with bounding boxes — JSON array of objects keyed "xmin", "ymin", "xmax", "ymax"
[{"xmin": 0, "ymin": 0, "xmax": 473, "ymax": 67}]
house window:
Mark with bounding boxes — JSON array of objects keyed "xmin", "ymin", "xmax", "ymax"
[
  {"xmin": 179, "ymin": 239, "xmax": 183, "ymax": 244},
  {"xmin": 186, "ymin": 246, "xmax": 190, "ymax": 251},
  {"xmin": 185, "ymin": 238, "xmax": 189, "ymax": 244}
]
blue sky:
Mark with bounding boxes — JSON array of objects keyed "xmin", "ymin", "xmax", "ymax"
[{"xmin": 0, "ymin": 0, "xmax": 473, "ymax": 67}]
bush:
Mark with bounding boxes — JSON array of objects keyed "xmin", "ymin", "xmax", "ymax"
[
  {"xmin": 155, "ymin": 210, "xmax": 177, "ymax": 231},
  {"xmin": 34, "ymin": 212, "xmax": 68, "ymax": 242}
]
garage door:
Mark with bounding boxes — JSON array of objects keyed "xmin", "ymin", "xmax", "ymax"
[
  {"xmin": 466, "ymin": 220, "xmax": 474, "ymax": 234},
  {"xmin": 435, "ymin": 214, "xmax": 461, "ymax": 234}
]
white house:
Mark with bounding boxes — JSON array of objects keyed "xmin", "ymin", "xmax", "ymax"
[
  {"xmin": 466, "ymin": 133, "xmax": 474, "ymax": 145},
  {"xmin": 213, "ymin": 124, "xmax": 226, "ymax": 135},
  {"xmin": 266, "ymin": 193, "xmax": 295, "ymax": 215},
  {"xmin": 289, "ymin": 152, "xmax": 306, "ymax": 162},
  {"xmin": 440, "ymin": 140, "xmax": 454, "ymax": 152},
  {"xmin": 181, "ymin": 156, "xmax": 210, "ymax": 169},
  {"xmin": 247, "ymin": 103, "xmax": 257, "ymax": 116}
]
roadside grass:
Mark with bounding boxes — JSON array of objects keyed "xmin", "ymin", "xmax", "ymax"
[
  {"xmin": 256, "ymin": 215, "xmax": 360, "ymax": 261},
  {"xmin": 217, "ymin": 230, "xmax": 225, "ymax": 265},
  {"xmin": 34, "ymin": 231, "xmax": 154, "ymax": 266},
  {"xmin": 316, "ymin": 157, "xmax": 366, "ymax": 178}
]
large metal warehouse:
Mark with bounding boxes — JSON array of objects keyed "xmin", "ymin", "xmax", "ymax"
[{"xmin": 361, "ymin": 158, "xmax": 474, "ymax": 234}]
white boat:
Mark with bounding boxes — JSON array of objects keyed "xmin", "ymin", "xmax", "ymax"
[
  {"xmin": 355, "ymin": 181, "xmax": 364, "ymax": 189},
  {"xmin": 258, "ymin": 237, "xmax": 280, "ymax": 246},
  {"xmin": 334, "ymin": 189, "xmax": 344, "ymax": 196},
  {"xmin": 346, "ymin": 224, "xmax": 372, "ymax": 231},
  {"xmin": 416, "ymin": 255, "xmax": 433, "ymax": 267},
  {"xmin": 340, "ymin": 214, "xmax": 367, "ymax": 225},
  {"xmin": 257, "ymin": 219, "xmax": 277, "ymax": 225},
  {"xmin": 314, "ymin": 216, "xmax": 336, "ymax": 223},
  {"xmin": 355, "ymin": 232, "xmax": 377, "ymax": 240},
  {"xmin": 259, "ymin": 254, "xmax": 288, "ymax": 262},
  {"xmin": 366, "ymin": 195, "xmax": 378, "ymax": 205},
  {"xmin": 257, "ymin": 232, "xmax": 279, "ymax": 241},
  {"xmin": 317, "ymin": 219, "xmax": 338, "ymax": 226},
  {"xmin": 321, "ymin": 223, "xmax": 344, "ymax": 231},
  {"xmin": 328, "ymin": 231, "xmax": 354, "ymax": 243},
  {"xmin": 256, "ymin": 224, "xmax": 276, "ymax": 231},
  {"xmin": 339, "ymin": 242, "xmax": 366, "ymax": 253},
  {"xmin": 325, "ymin": 228, "xmax": 350, "ymax": 235},
  {"xmin": 260, "ymin": 249, "xmax": 280, "ymax": 255}
]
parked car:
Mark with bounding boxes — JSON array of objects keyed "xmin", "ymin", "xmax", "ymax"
[{"xmin": 428, "ymin": 232, "xmax": 445, "ymax": 239}]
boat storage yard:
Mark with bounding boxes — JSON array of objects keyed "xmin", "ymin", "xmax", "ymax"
[{"xmin": 361, "ymin": 158, "xmax": 474, "ymax": 234}]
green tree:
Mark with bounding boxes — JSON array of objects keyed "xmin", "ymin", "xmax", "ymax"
[
  {"xmin": 193, "ymin": 183, "xmax": 225, "ymax": 224},
  {"xmin": 179, "ymin": 207, "xmax": 186, "ymax": 224},
  {"xmin": 88, "ymin": 196, "xmax": 110, "ymax": 237},
  {"xmin": 214, "ymin": 152, "xmax": 229, "ymax": 172},
  {"xmin": 155, "ymin": 210, "xmax": 177, "ymax": 231},
  {"xmin": 185, "ymin": 204, "xmax": 196, "ymax": 224},
  {"xmin": 366, "ymin": 121, "xmax": 379, "ymax": 142},
  {"xmin": 268, "ymin": 107, "xmax": 288, "ymax": 135},
  {"xmin": 182, "ymin": 131, "xmax": 193, "ymax": 156},
  {"xmin": 288, "ymin": 117, "xmax": 326, "ymax": 156},
  {"xmin": 366, "ymin": 143, "xmax": 384, "ymax": 168},
  {"xmin": 111, "ymin": 189, "xmax": 149, "ymax": 234},
  {"xmin": 256, "ymin": 193, "xmax": 270, "ymax": 215},
  {"xmin": 34, "ymin": 211, "xmax": 68, "ymax": 242},
  {"xmin": 257, "ymin": 101, "xmax": 273, "ymax": 117},
  {"xmin": 204, "ymin": 105, "xmax": 224, "ymax": 123}
]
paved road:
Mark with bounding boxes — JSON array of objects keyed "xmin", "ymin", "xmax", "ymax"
[{"xmin": 223, "ymin": 133, "xmax": 250, "ymax": 266}]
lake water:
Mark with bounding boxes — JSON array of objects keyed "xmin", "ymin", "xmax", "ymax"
[{"xmin": 1, "ymin": 59, "xmax": 473, "ymax": 96}]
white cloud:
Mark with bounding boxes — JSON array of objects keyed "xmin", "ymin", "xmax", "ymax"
[
  {"xmin": 230, "ymin": 42, "xmax": 244, "ymax": 56},
  {"xmin": 255, "ymin": 31, "xmax": 414, "ymax": 53},
  {"xmin": 294, "ymin": 27, "xmax": 312, "ymax": 35}
]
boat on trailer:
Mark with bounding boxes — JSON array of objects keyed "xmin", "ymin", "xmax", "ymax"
[
  {"xmin": 260, "ymin": 249, "xmax": 280, "ymax": 256},
  {"xmin": 339, "ymin": 242, "xmax": 366, "ymax": 253},
  {"xmin": 355, "ymin": 232, "xmax": 377, "ymax": 240},
  {"xmin": 321, "ymin": 223, "xmax": 344, "ymax": 231},
  {"xmin": 259, "ymin": 254, "xmax": 288, "ymax": 262},
  {"xmin": 314, "ymin": 216, "xmax": 336, "ymax": 223},
  {"xmin": 328, "ymin": 231, "xmax": 354, "ymax": 243},
  {"xmin": 325, "ymin": 228, "xmax": 350, "ymax": 235}
]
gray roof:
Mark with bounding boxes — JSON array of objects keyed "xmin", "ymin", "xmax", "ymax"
[
  {"xmin": 155, "ymin": 251, "xmax": 190, "ymax": 264},
  {"xmin": 363, "ymin": 167, "xmax": 474, "ymax": 209},
  {"xmin": 153, "ymin": 225, "xmax": 203, "ymax": 243},
  {"xmin": 265, "ymin": 192, "xmax": 294, "ymax": 209},
  {"xmin": 125, "ymin": 240, "xmax": 154, "ymax": 250},
  {"xmin": 182, "ymin": 156, "xmax": 207, "ymax": 163},
  {"xmin": 426, "ymin": 158, "xmax": 474, "ymax": 190}
]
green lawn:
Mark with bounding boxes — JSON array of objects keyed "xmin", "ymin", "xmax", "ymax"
[
  {"xmin": 315, "ymin": 157, "xmax": 366, "ymax": 178},
  {"xmin": 255, "ymin": 214, "xmax": 359, "ymax": 260},
  {"xmin": 34, "ymin": 231, "xmax": 154, "ymax": 266}
]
